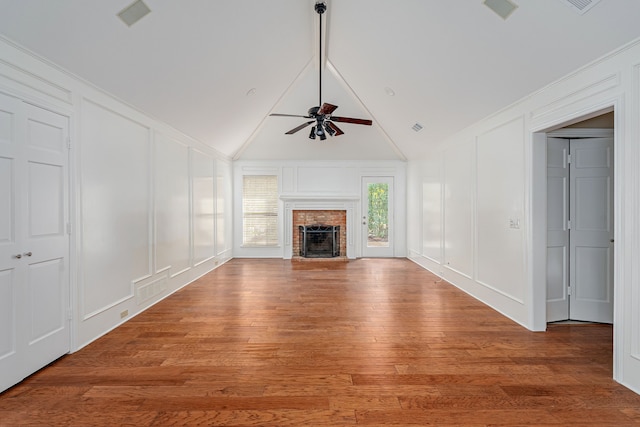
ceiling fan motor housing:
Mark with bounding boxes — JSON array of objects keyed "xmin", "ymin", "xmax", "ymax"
[{"xmin": 315, "ymin": 2, "xmax": 326, "ymax": 14}]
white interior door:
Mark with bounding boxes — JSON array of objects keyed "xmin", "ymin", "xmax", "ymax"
[
  {"xmin": 0, "ymin": 94, "xmax": 70, "ymax": 392},
  {"xmin": 546, "ymin": 136, "xmax": 614, "ymax": 324},
  {"xmin": 361, "ymin": 177, "xmax": 394, "ymax": 257},
  {"xmin": 546, "ymin": 138, "xmax": 570, "ymax": 322},
  {"xmin": 569, "ymin": 137, "xmax": 614, "ymax": 323}
]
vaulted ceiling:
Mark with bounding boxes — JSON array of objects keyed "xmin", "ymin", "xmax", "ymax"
[{"xmin": 1, "ymin": 0, "xmax": 640, "ymax": 160}]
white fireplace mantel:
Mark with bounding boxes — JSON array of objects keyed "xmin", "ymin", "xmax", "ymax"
[{"xmin": 281, "ymin": 195, "xmax": 360, "ymax": 259}]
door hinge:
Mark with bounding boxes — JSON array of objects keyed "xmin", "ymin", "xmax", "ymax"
[
  {"xmin": 567, "ymin": 153, "xmax": 571, "ymax": 165},
  {"xmin": 567, "ymin": 220, "xmax": 571, "ymax": 230},
  {"xmin": 66, "ymin": 222, "xmax": 72, "ymax": 235},
  {"xmin": 67, "ymin": 137, "xmax": 71, "ymax": 150},
  {"xmin": 67, "ymin": 309, "xmax": 73, "ymax": 321},
  {"xmin": 567, "ymin": 286, "xmax": 572, "ymax": 296}
]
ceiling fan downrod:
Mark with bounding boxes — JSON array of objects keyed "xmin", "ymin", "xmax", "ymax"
[{"xmin": 315, "ymin": 2, "xmax": 326, "ymax": 110}]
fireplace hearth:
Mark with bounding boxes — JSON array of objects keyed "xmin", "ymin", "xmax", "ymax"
[{"xmin": 299, "ymin": 224, "xmax": 340, "ymax": 258}]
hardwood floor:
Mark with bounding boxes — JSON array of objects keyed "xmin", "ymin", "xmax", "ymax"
[{"xmin": 1, "ymin": 258, "xmax": 640, "ymax": 426}]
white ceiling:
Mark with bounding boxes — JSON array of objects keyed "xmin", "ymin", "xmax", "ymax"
[{"xmin": 1, "ymin": 0, "xmax": 640, "ymax": 160}]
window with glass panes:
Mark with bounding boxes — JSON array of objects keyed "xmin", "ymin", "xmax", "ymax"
[{"xmin": 242, "ymin": 175, "xmax": 278, "ymax": 246}]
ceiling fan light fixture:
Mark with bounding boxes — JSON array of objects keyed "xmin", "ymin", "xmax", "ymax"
[
  {"xmin": 309, "ymin": 128, "xmax": 316, "ymax": 140},
  {"xmin": 316, "ymin": 123, "xmax": 326, "ymax": 140},
  {"xmin": 324, "ymin": 123, "xmax": 336, "ymax": 136}
]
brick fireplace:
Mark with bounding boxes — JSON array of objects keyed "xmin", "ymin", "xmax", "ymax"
[
  {"xmin": 292, "ymin": 210, "xmax": 347, "ymax": 259},
  {"xmin": 280, "ymin": 196, "xmax": 358, "ymax": 259}
]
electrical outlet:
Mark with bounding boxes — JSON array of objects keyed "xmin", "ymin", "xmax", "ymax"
[{"xmin": 120, "ymin": 309, "xmax": 128, "ymax": 319}]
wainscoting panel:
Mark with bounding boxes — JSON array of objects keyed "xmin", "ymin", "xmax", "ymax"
[
  {"xmin": 216, "ymin": 160, "xmax": 232, "ymax": 256},
  {"xmin": 476, "ymin": 117, "xmax": 526, "ymax": 304},
  {"xmin": 154, "ymin": 132, "xmax": 190, "ymax": 277},
  {"xmin": 80, "ymin": 99, "xmax": 151, "ymax": 318},
  {"xmin": 192, "ymin": 149, "xmax": 215, "ymax": 266},
  {"xmin": 443, "ymin": 140, "xmax": 474, "ymax": 278}
]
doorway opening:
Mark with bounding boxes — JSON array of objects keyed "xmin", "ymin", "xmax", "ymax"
[
  {"xmin": 537, "ymin": 110, "xmax": 615, "ymax": 326},
  {"xmin": 546, "ymin": 129, "xmax": 614, "ymax": 324}
]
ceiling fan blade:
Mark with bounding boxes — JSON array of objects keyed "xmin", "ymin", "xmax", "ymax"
[
  {"xmin": 285, "ymin": 121, "xmax": 315, "ymax": 135},
  {"xmin": 271, "ymin": 113, "xmax": 312, "ymax": 118},
  {"xmin": 330, "ymin": 116, "xmax": 373, "ymax": 126},
  {"xmin": 318, "ymin": 103, "xmax": 338, "ymax": 115},
  {"xmin": 326, "ymin": 121, "xmax": 344, "ymax": 136}
]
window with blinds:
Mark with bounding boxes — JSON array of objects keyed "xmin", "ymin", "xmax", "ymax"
[{"xmin": 242, "ymin": 175, "xmax": 279, "ymax": 246}]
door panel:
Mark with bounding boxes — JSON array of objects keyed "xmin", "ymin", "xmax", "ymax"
[
  {"xmin": 0, "ymin": 93, "xmax": 25, "ymax": 391},
  {"xmin": 0, "ymin": 157, "xmax": 13, "ymax": 243},
  {"xmin": 569, "ymin": 138, "xmax": 614, "ymax": 323},
  {"xmin": 0, "ymin": 268, "xmax": 16, "ymax": 358},
  {"xmin": 27, "ymin": 258, "xmax": 65, "ymax": 343},
  {"xmin": 0, "ymin": 94, "xmax": 70, "ymax": 393},
  {"xmin": 22, "ymin": 104, "xmax": 69, "ymax": 374},
  {"xmin": 362, "ymin": 177, "xmax": 394, "ymax": 257},
  {"xmin": 28, "ymin": 162, "xmax": 64, "ymax": 236},
  {"xmin": 546, "ymin": 138, "xmax": 570, "ymax": 322},
  {"xmin": 546, "ymin": 136, "xmax": 614, "ymax": 324}
]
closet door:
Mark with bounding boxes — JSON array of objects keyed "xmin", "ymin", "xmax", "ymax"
[
  {"xmin": 546, "ymin": 138, "xmax": 570, "ymax": 322},
  {"xmin": 0, "ymin": 94, "xmax": 70, "ymax": 392},
  {"xmin": 569, "ymin": 137, "xmax": 614, "ymax": 323}
]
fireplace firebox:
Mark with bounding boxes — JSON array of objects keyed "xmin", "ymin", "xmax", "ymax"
[{"xmin": 299, "ymin": 225, "xmax": 340, "ymax": 258}]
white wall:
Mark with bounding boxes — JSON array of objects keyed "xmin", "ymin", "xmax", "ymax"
[
  {"xmin": 234, "ymin": 160, "xmax": 406, "ymax": 259},
  {"xmin": 407, "ymin": 37, "xmax": 640, "ymax": 393},
  {"xmin": 0, "ymin": 36, "xmax": 233, "ymax": 351}
]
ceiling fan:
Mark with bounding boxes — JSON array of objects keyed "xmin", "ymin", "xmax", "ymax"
[{"xmin": 269, "ymin": 1, "xmax": 373, "ymax": 140}]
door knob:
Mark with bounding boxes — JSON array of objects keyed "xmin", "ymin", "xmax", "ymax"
[
  {"xmin": 14, "ymin": 254, "xmax": 22, "ymax": 259},
  {"xmin": 24, "ymin": 252, "xmax": 32, "ymax": 257}
]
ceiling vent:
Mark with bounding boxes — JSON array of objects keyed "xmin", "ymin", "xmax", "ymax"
[
  {"xmin": 483, "ymin": 0, "xmax": 518, "ymax": 20},
  {"xmin": 557, "ymin": 0, "xmax": 602, "ymax": 15},
  {"xmin": 118, "ymin": 0, "xmax": 151, "ymax": 27},
  {"xmin": 412, "ymin": 123, "xmax": 423, "ymax": 132}
]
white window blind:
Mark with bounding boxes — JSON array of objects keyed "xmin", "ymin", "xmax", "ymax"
[{"xmin": 242, "ymin": 175, "xmax": 278, "ymax": 246}]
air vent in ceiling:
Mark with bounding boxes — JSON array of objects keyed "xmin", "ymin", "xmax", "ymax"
[
  {"xmin": 557, "ymin": 0, "xmax": 601, "ymax": 15},
  {"xmin": 483, "ymin": 0, "xmax": 518, "ymax": 20},
  {"xmin": 118, "ymin": 0, "xmax": 151, "ymax": 27},
  {"xmin": 412, "ymin": 123, "xmax": 423, "ymax": 132}
]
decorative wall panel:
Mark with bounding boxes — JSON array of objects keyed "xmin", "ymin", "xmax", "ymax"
[
  {"xmin": 191, "ymin": 149, "xmax": 215, "ymax": 266},
  {"xmin": 216, "ymin": 160, "xmax": 232, "ymax": 255},
  {"xmin": 476, "ymin": 117, "xmax": 526, "ymax": 303},
  {"xmin": 297, "ymin": 166, "xmax": 357, "ymax": 194},
  {"xmin": 154, "ymin": 132, "xmax": 190, "ymax": 276},
  {"xmin": 81, "ymin": 99, "xmax": 151, "ymax": 318},
  {"xmin": 443, "ymin": 141, "xmax": 474, "ymax": 277}
]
